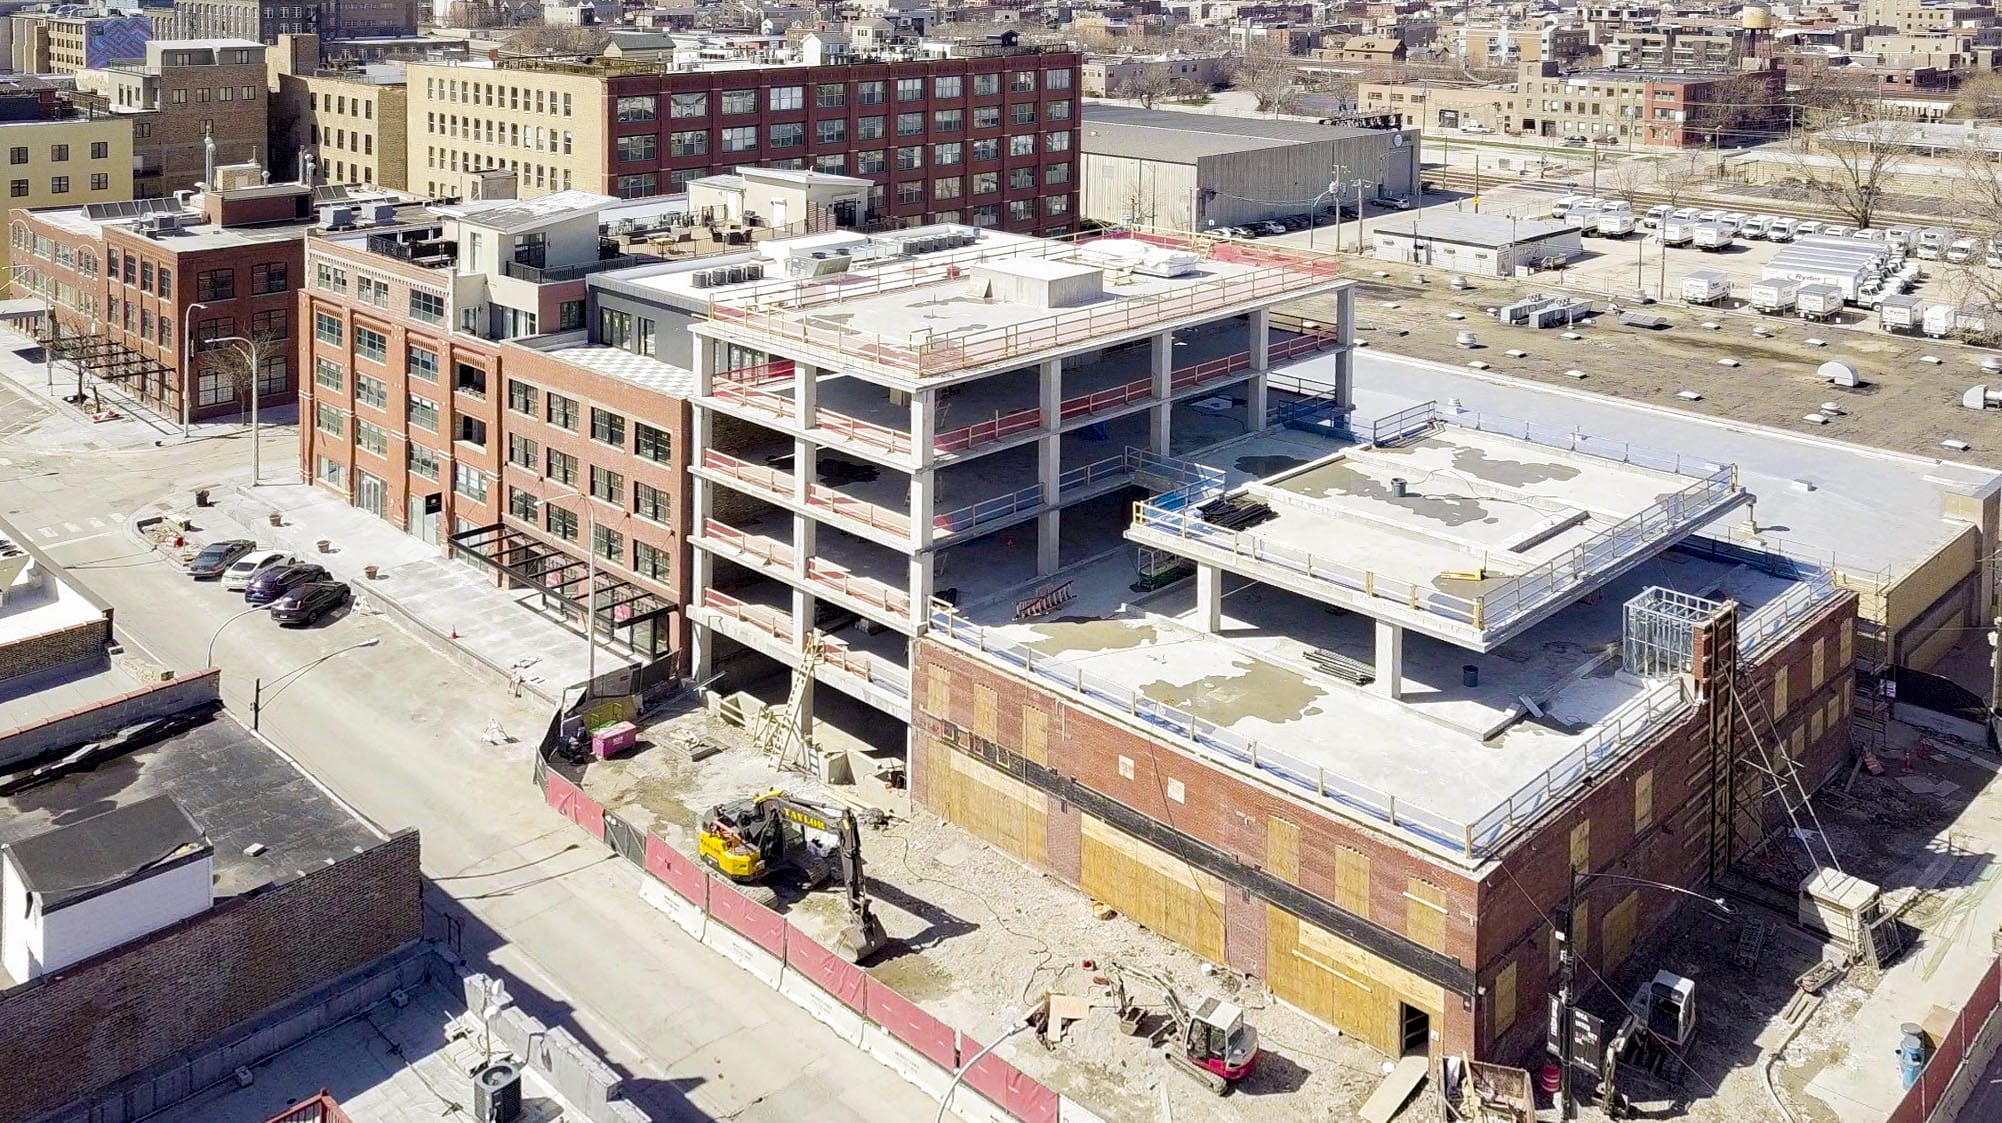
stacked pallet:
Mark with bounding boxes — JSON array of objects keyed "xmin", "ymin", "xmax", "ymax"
[
  {"xmin": 1305, "ymin": 647, "xmax": 1375, "ymax": 686},
  {"xmin": 1198, "ymin": 495, "xmax": 1276, "ymax": 531}
]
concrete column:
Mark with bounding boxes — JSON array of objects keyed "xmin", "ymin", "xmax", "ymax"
[
  {"xmin": 908, "ymin": 550, "xmax": 936, "ymax": 633},
  {"xmin": 1247, "ymin": 310, "xmax": 1270, "ymax": 430},
  {"xmin": 793, "ymin": 361, "xmax": 817, "ymax": 430},
  {"xmin": 1039, "ymin": 357, "xmax": 1063, "ymax": 426},
  {"xmin": 690, "ymin": 540, "xmax": 715, "ymax": 683},
  {"xmin": 693, "ymin": 333, "xmax": 715, "ymax": 398},
  {"xmin": 1037, "ymin": 509, "xmax": 1060, "ymax": 576},
  {"xmin": 690, "ymin": 622, "xmax": 714, "ymax": 684},
  {"xmin": 794, "ymin": 436, "xmax": 813, "ymax": 504},
  {"xmin": 1374, "ymin": 619, "xmax": 1404, "ymax": 700},
  {"xmin": 1150, "ymin": 330, "xmax": 1173, "ymax": 455},
  {"xmin": 1332, "ymin": 283, "xmax": 1355, "ymax": 410},
  {"xmin": 909, "ymin": 466, "xmax": 935, "ymax": 550},
  {"xmin": 791, "ymin": 587, "xmax": 816, "ymax": 650},
  {"xmin": 910, "ymin": 387, "xmax": 936, "ymax": 470},
  {"xmin": 792, "ymin": 512, "xmax": 815, "ymax": 580},
  {"xmin": 1248, "ymin": 309, "xmax": 1271, "ymax": 372},
  {"xmin": 1039, "ymin": 433, "xmax": 1062, "ymax": 506},
  {"xmin": 1196, "ymin": 563, "xmax": 1222, "ymax": 633}
]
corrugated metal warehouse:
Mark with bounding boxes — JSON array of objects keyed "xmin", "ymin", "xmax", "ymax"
[{"xmin": 1078, "ymin": 105, "xmax": 1422, "ymax": 230}]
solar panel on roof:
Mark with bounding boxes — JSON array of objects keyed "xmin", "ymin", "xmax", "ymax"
[{"xmin": 81, "ymin": 198, "xmax": 181, "ymax": 221}]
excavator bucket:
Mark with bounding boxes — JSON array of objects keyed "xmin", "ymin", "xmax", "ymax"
[{"xmin": 838, "ymin": 908, "xmax": 888, "ymax": 964}]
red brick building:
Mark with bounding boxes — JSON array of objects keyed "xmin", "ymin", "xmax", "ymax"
[
  {"xmin": 300, "ymin": 191, "xmax": 689, "ymax": 663},
  {"xmin": 11, "ymin": 180, "xmax": 375, "ymax": 424}
]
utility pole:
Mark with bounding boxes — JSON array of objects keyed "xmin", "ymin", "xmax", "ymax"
[
  {"xmin": 1474, "ymin": 155, "xmax": 1482, "ymax": 212},
  {"xmin": 1989, "ymin": 614, "xmax": 2002, "ymax": 720},
  {"xmin": 1558, "ymin": 864, "xmax": 1579, "ymax": 1122},
  {"xmin": 1592, "ymin": 146, "xmax": 1601, "ymax": 195}
]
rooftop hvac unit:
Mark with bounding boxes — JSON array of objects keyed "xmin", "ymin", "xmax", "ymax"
[
  {"xmin": 371, "ymin": 201, "xmax": 397, "ymax": 225},
  {"xmin": 726, "ymin": 265, "xmax": 747, "ymax": 283},
  {"xmin": 689, "ymin": 270, "xmax": 714, "ymax": 289},
  {"xmin": 472, "ymin": 1061, "xmax": 522, "ymax": 1123},
  {"xmin": 317, "ymin": 204, "xmax": 355, "ymax": 230},
  {"xmin": 744, "ymin": 262, "xmax": 764, "ymax": 280}
]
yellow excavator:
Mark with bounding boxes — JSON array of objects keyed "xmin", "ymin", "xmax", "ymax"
[{"xmin": 698, "ymin": 789, "xmax": 889, "ymax": 963}]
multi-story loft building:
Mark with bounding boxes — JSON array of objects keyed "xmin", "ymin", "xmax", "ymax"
[
  {"xmin": 299, "ymin": 189, "xmax": 688, "ymax": 662},
  {"xmin": 270, "ymin": 38, "xmax": 410, "ymax": 188},
  {"xmin": 1603, "ymin": 27, "xmax": 1746, "ymax": 70},
  {"xmin": 0, "ymin": 77, "xmax": 133, "ymax": 278},
  {"xmin": 172, "ymin": 0, "xmax": 418, "ymax": 46},
  {"xmin": 403, "ymin": 45, "xmax": 1083, "ymax": 236},
  {"xmin": 7, "ymin": 9, "xmax": 153, "ymax": 74},
  {"xmin": 14, "ymin": 176, "xmax": 418, "ymax": 424},
  {"xmin": 72, "ymin": 38, "xmax": 271, "ymax": 197},
  {"xmin": 679, "ymin": 227, "xmax": 1352, "ymax": 761}
]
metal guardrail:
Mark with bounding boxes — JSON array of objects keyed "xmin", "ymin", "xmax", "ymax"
[{"xmin": 502, "ymin": 254, "xmax": 649, "ymax": 284}]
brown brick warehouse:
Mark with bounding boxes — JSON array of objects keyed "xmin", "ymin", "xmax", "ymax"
[
  {"xmin": 913, "ymin": 592, "xmax": 1858, "ymax": 1065},
  {"xmin": 409, "ymin": 48, "xmax": 1084, "ymax": 237}
]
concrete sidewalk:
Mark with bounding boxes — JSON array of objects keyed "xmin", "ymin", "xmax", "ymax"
[{"xmin": 174, "ymin": 481, "xmax": 634, "ymax": 702}]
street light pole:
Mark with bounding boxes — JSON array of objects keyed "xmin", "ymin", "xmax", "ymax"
[
  {"xmin": 182, "ymin": 299, "xmax": 212, "ymax": 439},
  {"xmin": 206, "ymin": 603, "xmax": 268, "ymax": 666},
  {"xmin": 253, "ymin": 636, "xmax": 382, "ymax": 728},
  {"xmin": 207, "ymin": 333, "xmax": 265, "ymax": 484}
]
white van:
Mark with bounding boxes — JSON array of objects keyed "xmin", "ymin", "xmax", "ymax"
[
  {"xmin": 1740, "ymin": 215, "xmax": 1770, "ymax": 239},
  {"xmin": 1551, "ymin": 195, "xmax": 1584, "ymax": 219},
  {"xmin": 1644, "ymin": 204, "xmax": 1671, "ymax": 229},
  {"xmin": 1767, "ymin": 217, "xmax": 1797, "ymax": 242}
]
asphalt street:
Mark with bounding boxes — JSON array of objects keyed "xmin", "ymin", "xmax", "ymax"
[{"xmin": 0, "ymin": 373, "xmax": 938, "ymax": 1123}]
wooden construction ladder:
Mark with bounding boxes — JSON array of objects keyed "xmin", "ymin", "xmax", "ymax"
[
  {"xmin": 1734, "ymin": 663, "xmax": 1844, "ymax": 876},
  {"xmin": 750, "ymin": 632, "xmax": 824, "ymax": 772}
]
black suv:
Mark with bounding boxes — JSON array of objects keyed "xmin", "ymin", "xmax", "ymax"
[
  {"xmin": 244, "ymin": 562, "xmax": 331, "ymax": 606},
  {"xmin": 187, "ymin": 539, "xmax": 256, "ymax": 580}
]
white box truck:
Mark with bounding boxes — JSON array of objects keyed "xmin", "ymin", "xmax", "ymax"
[
  {"xmin": 1746, "ymin": 278, "xmax": 1799, "ymax": 314},
  {"xmin": 1797, "ymin": 283, "xmax": 1845, "ymax": 320},
  {"xmin": 1693, "ymin": 222, "xmax": 1734, "ymax": 252},
  {"xmin": 1681, "ymin": 269, "xmax": 1731, "ymax": 304},
  {"xmin": 1879, "ymin": 293, "xmax": 1924, "ymax": 332},
  {"xmin": 1660, "ymin": 220, "xmax": 1695, "ymax": 247},
  {"xmin": 1594, "ymin": 210, "xmax": 1638, "ymax": 238}
]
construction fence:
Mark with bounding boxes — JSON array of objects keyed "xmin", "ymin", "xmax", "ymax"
[
  {"xmin": 530, "ymin": 749, "xmax": 1093, "ymax": 1123},
  {"xmin": 1887, "ymin": 952, "xmax": 2002, "ymax": 1123}
]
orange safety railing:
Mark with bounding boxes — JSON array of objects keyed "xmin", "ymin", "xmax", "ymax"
[
  {"xmin": 807, "ymin": 557, "xmax": 911, "ymax": 616},
  {"xmin": 715, "ymin": 359, "xmax": 796, "ymax": 387},
  {"xmin": 934, "ymin": 406, "xmax": 1043, "ymax": 453},
  {"xmin": 701, "ymin": 587, "xmax": 792, "ymax": 640},
  {"xmin": 820, "ymin": 636, "xmax": 913, "ymax": 697},
  {"xmin": 818, "ymin": 410, "xmax": 914, "ymax": 456},
  {"xmin": 806, "ymin": 481, "xmax": 911, "ymax": 537},
  {"xmin": 712, "ymin": 379, "xmax": 794, "ymax": 420},
  {"xmin": 700, "ymin": 449, "xmax": 794, "ymax": 501},
  {"xmin": 1058, "ymin": 376, "xmax": 1154, "ymax": 422},
  {"xmin": 702, "ymin": 518, "xmax": 795, "ymax": 568},
  {"xmin": 1170, "ymin": 351, "xmax": 1252, "ymax": 391}
]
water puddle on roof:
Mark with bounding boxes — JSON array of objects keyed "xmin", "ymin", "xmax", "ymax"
[
  {"xmin": 1277, "ymin": 460, "xmax": 1497, "ymax": 527},
  {"xmin": 1022, "ymin": 620, "xmax": 1158, "ymax": 656},
  {"xmin": 1136, "ymin": 659, "xmax": 1329, "ymax": 726},
  {"xmin": 1444, "ymin": 445, "xmax": 1582, "ymax": 488},
  {"xmin": 1234, "ymin": 454, "xmax": 1308, "ymax": 476}
]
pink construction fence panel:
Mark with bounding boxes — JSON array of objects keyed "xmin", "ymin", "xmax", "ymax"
[
  {"xmin": 543, "ymin": 772, "xmax": 605, "ymax": 841},
  {"xmin": 958, "ymin": 1037, "xmax": 1060, "ymax": 1123},
  {"xmin": 707, "ymin": 878, "xmax": 789, "ymax": 956},
  {"xmin": 783, "ymin": 926, "xmax": 870, "ymax": 1012},
  {"xmin": 642, "ymin": 834, "xmax": 709, "ymax": 907},
  {"xmin": 866, "ymin": 977, "xmax": 959, "ymax": 1071}
]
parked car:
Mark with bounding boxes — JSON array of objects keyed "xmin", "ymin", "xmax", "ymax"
[
  {"xmin": 1561, "ymin": 135, "xmax": 1588, "ymax": 147},
  {"xmin": 186, "ymin": 539, "xmax": 256, "ymax": 580},
  {"xmin": 244, "ymin": 562, "xmax": 332, "ymax": 606},
  {"xmin": 1459, "ymin": 122, "xmax": 1494, "ymax": 134},
  {"xmin": 269, "ymin": 580, "xmax": 353, "ymax": 626},
  {"xmin": 1383, "ymin": 195, "xmax": 1414, "ymax": 211},
  {"xmin": 1258, "ymin": 220, "xmax": 1288, "ymax": 236},
  {"xmin": 222, "ymin": 549, "xmax": 293, "ymax": 592},
  {"xmin": 1231, "ymin": 224, "xmax": 1263, "ymax": 239}
]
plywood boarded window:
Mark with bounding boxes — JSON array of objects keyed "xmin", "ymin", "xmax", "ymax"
[
  {"xmin": 1839, "ymin": 625, "xmax": 1853, "ymax": 667},
  {"xmin": 1810, "ymin": 637, "xmax": 1826, "ymax": 691},
  {"xmin": 1772, "ymin": 667, "xmax": 1789, "ymax": 718},
  {"xmin": 928, "ymin": 739, "xmax": 1047, "ymax": 866},
  {"xmin": 1791, "ymin": 727, "xmax": 1806, "ymax": 759},
  {"xmin": 927, "ymin": 665, "xmax": 951, "ymax": 713},
  {"xmin": 1081, "ymin": 815, "xmax": 1225, "ymax": 960},
  {"xmin": 1266, "ymin": 816, "xmax": 1301, "ymax": 884},
  {"xmin": 1810, "ymin": 707, "xmax": 1825, "ymax": 744},
  {"xmin": 1405, "ymin": 879, "xmax": 1447, "ymax": 951},
  {"xmin": 1493, "ymin": 960, "xmax": 1519, "ymax": 1036},
  {"xmin": 1603, "ymin": 891, "xmax": 1638, "ymax": 970},
  {"xmin": 1633, "ymin": 770, "xmax": 1654, "ymax": 834},
  {"xmin": 1822, "ymin": 696, "xmax": 1841, "ymax": 739},
  {"xmin": 1021, "ymin": 705, "xmax": 1049, "ymax": 765},
  {"xmin": 1336, "ymin": 848, "xmax": 1370, "ymax": 920},
  {"xmin": 1569, "ymin": 819, "xmax": 1591, "ymax": 873},
  {"xmin": 972, "ymin": 684, "xmax": 998, "ymax": 740}
]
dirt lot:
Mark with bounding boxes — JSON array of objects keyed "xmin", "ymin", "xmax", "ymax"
[
  {"xmin": 569, "ymin": 696, "xmax": 1432, "ymax": 1123},
  {"xmin": 1276, "ymin": 262, "xmax": 2002, "ymax": 466}
]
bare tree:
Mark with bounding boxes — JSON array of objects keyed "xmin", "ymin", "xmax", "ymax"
[
  {"xmin": 1778, "ymin": 99, "xmax": 1912, "ymax": 228},
  {"xmin": 192, "ymin": 328, "xmax": 287, "ymax": 473},
  {"xmin": 1237, "ymin": 58, "xmax": 1299, "ymax": 114},
  {"xmin": 1950, "ymin": 71, "xmax": 2002, "ymax": 120},
  {"xmin": 1600, "ymin": 159, "xmax": 1653, "ymax": 209},
  {"xmin": 1131, "ymin": 67, "xmax": 1172, "ymax": 109},
  {"xmin": 1685, "ymin": 74, "xmax": 1790, "ymax": 147},
  {"xmin": 1948, "ymin": 146, "xmax": 2002, "ymax": 311},
  {"xmin": 502, "ymin": 22, "xmax": 614, "ymax": 55}
]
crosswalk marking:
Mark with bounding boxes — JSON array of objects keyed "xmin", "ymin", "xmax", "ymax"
[
  {"xmin": 35, "ymin": 527, "xmax": 54, "ymax": 538},
  {"xmin": 85, "ymin": 517, "xmax": 104, "ymax": 530},
  {"xmin": 62, "ymin": 522, "xmax": 80, "ymax": 533},
  {"xmin": 26, "ymin": 512, "xmax": 127, "ymax": 545}
]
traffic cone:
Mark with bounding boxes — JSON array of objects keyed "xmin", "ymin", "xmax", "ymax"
[{"xmin": 448, "ymin": 625, "xmax": 459, "ymax": 640}]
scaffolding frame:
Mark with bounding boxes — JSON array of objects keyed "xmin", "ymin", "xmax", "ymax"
[{"xmin": 1623, "ymin": 587, "xmax": 1725, "ymax": 678}]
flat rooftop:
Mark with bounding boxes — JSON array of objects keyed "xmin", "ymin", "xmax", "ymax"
[
  {"xmin": 506, "ymin": 334, "xmax": 695, "ymax": 398},
  {"xmin": 938, "ymin": 532, "xmax": 1824, "ymax": 864},
  {"xmin": 0, "ymin": 708, "xmax": 383, "ymax": 901},
  {"xmin": 682, "ymin": 228, "xmax": 1343, "ymax": 385},
  {"xmin": 0, "ymin": 558, "xmax": 103, "ymax": 649},
  {"xmin": 1346, "ymin": 350, "xmax": 1999, "ymax": 580},
  {"xmin": 1128, "ymin": 414, "xmax": 1747, "ymax": 649}
]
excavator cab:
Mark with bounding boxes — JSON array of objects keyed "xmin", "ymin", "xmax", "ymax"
[
  {"xmin": 697, "ymin": 790, "xmax": 786, "ymax": 881},
  {"xmin": 1183, "ymin": 998, "xmax": 1259, "ymax": 1085}
]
